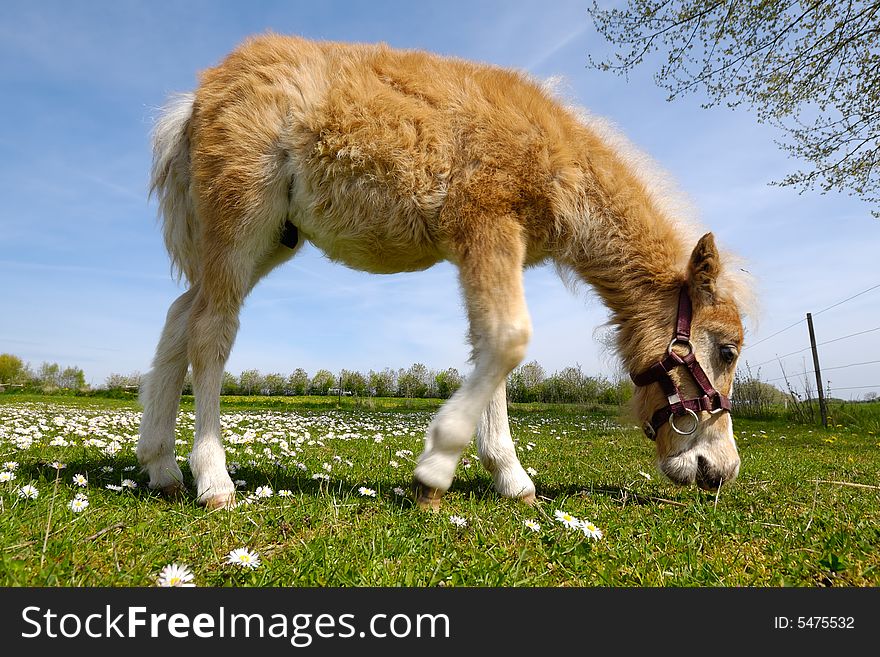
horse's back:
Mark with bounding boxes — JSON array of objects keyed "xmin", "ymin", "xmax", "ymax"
[{"xmin": 188, "ymin": 34, "xmax": 577, "ymax": 271}]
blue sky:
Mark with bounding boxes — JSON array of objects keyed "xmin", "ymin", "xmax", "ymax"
[{"xmin": 2, "ymin": 0, "xmax": 878, "ymax": 398}]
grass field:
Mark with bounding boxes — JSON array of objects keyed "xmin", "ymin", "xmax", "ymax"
[{"xmin": 1, "ymin": 394, "xmax": 878, "ymax": 587}]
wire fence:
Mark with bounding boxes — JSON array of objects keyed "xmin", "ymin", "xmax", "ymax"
[{"xmin": 741, "ymin": 282, "xmax": 880, "ymax": 400}]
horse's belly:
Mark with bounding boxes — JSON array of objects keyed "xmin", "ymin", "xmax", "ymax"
[{"xmin": 296, "ymin": 212, "xmax": 441, "ymax": 274}]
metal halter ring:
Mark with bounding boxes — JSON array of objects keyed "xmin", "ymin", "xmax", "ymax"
[
  {"xmin": 669, "ymin": 408, "xmax": 699, "ymax": 435},
  {"xmin": 667, "ymin": 338, "xmax": 693, "ymax": 356}
]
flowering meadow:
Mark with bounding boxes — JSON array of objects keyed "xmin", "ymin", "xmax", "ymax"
[{"xmin": 1, "ymin": 395, "xmax": 878, "ymax": 586}]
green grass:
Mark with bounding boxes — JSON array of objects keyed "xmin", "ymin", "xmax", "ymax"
[{"xmin": 1, "ymin": 394, "xmax": 878, "ymax": 587}]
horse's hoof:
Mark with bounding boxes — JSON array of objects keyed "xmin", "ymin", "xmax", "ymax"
[
  {"xmin": 202, "ymin": 493, "xmax": 236, "ymax": 510},
  {"xmin": 160, "ymin": 482, "xmax": 187, "ymax": 497},
  {"xmin": 413, "ymin": 480, "xmax": 443, "ymax": 512},
  {"xmin": 520, "ymin": 491, "xmax": 537, "ymax": 506}
]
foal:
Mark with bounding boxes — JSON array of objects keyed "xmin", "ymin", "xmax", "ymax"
[{"xmin": 137, "ymin": 34, "xmax": 749, "ymax": 509}]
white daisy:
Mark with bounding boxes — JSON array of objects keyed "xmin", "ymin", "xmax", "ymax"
[
  {"xmin": 358, "ymin": 486, "xmax": 377, "ymax": 497},
  {"xmin": 68, "ymin": 498, "xmax": 89, "ymax": 513},
  {"xmin": 580, "ymin": 520, "xmax": 604, "ymax": 540},
  {"xmin": 17, "ymin": 484, "xmax": 39, "ymax": 499},
  {"xmin": 226, "ymin": 547, "xmax": 261, "ymax": 569},
  {"xmin": 105, "ymin": 484, "xmax": 123, "ymax": 491},
  {"xmin": 156, "ymin": 563, "xmax": 195, "ymax": 587},
  {"xmin": 72, "ymin": 473, "xmax": 88, "ymax": 487},
  {"xmin": 311, "ymin": 473, "xmax": 329, "ymax": 481},
  {"xmin": 277, "ymin": 489, "xmax": 293, "ymax": 497},
  {"xmin": 554, "ymin": 509, "xmax": 581, "ymax": 529},
  {"xmin": 523, "ymin": 519, "xmax": 541, "ymax": 532},
  {"xmin": 2, "ymin": 461, "xmax": 19, "ymax": 471},
  {"xmin": 254, "ymin": 485, "xmax": 273, "ymax": 498},
  {"xmin": 121, "ymin": 479, "xmax": 137, "ymax": 489},
  {"xmin": 526, "ymin": 466, "xmax": 538, "ymax": 476},
  {"xmin": 393, "ymin": 486, "xmax": 406, "ymax": 496},
  {"xmin": 0, "ymin": 471, "xmax": 15, "ymax": 483},
  {"xmin": 49, "ymin": 461, "xmax": 66, "ymax": 470},
  {"xmin": 449, "ymin": 515, "xmax": 467, "ymax": 527}
]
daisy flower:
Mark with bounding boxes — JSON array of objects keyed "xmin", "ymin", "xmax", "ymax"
[
  {"xmin": 526, "ymin": 466, "xmax": 537, "ymax": 476},
  {"xmin": 311, "ymin": 473, "xmax": 329, "ymax": 481},
  {"xmin": 449, "ymin": 515, "xmax": 467, "ymax": 527},
  {"xmin": 72, "ymin": 473, "xmax": 88, "ymax": 487},
  {"xmin": 17, "ymin": 484, "xmax": 39, "ymax": 499},
  {"xmin": 580, "ymin": 520, "xmax": 604, "ymax": 540},
  {"xmin": 358, "ymin": 486, "xmax": 377, "ymax": 497},
  {"xmin": 389, "ymin": 460, "xmax": 399, "ymax": 468},
  {"xmin": 0, "ymin": 471, "xmax": 15, "ymax": 483},
  {"xmin": 2, "ymin": 461, "xmax": 18, "ymax": 471},
  {"xmin": 49, "ymin": 461, "xmax": 66, "ymax": 470},
  {"xmin": 277, "ymin": 489, "xmax": 292, "ymax": 497},
  {"xmin": 121, "ymin": 479, "xmax": 137, "ymax": 489},
  {"xmin": 68, "ymin": 498, "xmax": 89, "ymax": 513},
  {"xmin": 254, "ymin": 485, "xmax": 273, "ymax": 498},
  {"xmin": 156, "ymin": 563, "xmax": 195, "ymax": 587},
  {"xmin": 105, "ymin": 484, "xmax": 123, "ymax": 491},
  {"xmin": 554, "ymin": 509, "xmax": 581, "ymax": 529},
  {"xmin": 226, "ymin": 547, "xmax": 261, "ymax": 569},
  {"xmin": 392, "ymin": 486, "xmax": 406, "ymax": 496},
  {"xmin": 523, "ymin": 519, "xmax": 541, "ymax": 532}
]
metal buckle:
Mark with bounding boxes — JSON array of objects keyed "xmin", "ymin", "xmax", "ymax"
[
  {"xmin": 669, "ymin": 408, "xmax": 699, "ymax": 435},
  {"xmin": 667, "ymin": 338, "xmax": 693, "ymax": 356}
]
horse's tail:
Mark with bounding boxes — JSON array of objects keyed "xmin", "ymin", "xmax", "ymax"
[{"xmin": 150, "ymin": 92, "xmax": 199, "ymax": 284}]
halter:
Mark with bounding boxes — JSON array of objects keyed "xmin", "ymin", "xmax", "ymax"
[{"xmin": 630, "ymin": 286, "xmax": 731, "ymax": 440}]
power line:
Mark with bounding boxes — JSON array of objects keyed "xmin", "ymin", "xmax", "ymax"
[
  {"xmin": 744, "ymin": 282, "xmax": 880, "ymax": 351},
  {"xmin": 750, "ymin": 326, "xmax": 880, "ymax": 368},
  {"xmin": 763, "ymin": 359, "xmax": 880, "ymax": 383},
  {"xmin": 812, "ymin": 282, "xmax": 880, "ymax": 317},
  {"xmin": 828, "ymin": 385, "xmax": 880, "ymax": 391},
  {"xmin": 744, "ymin": 317, "xmax": 805, "ymax": 350}
]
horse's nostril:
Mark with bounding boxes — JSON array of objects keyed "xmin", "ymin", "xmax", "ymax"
[{"xmin": 696, "ymin": 456, "xmax": 722, "ymax": 490}]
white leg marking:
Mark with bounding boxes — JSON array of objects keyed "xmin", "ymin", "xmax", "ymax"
[
  {"xmin": 477, "ymin": 383, "xmax": 535, "ymax": 500},
  {"xmin": 414, "ymin": 315, "xmax": 531, "ymax": 494},
  {"xmin": 137, "ymin": 288, "xmax": 195, "ymax": 493}
]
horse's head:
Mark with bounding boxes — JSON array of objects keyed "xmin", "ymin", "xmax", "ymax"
[{"xmin": 631, "ymin": 233, "xmax": 745, "ymax": 491}]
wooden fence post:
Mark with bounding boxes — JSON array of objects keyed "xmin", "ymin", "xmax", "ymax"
[{"xmin": 806, "ymin": 312, "xmax": 828, "ymax": 428}]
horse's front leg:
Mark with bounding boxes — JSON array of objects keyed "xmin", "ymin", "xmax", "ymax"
[
  {"xmin": 476, "ymin": 382, "xmax": 536, "ymax": 504},
  {"xmin": 413, "ymin": 216, "xmax": 532, "ymax": 509}
]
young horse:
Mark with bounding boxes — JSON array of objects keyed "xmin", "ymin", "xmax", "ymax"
[{"xmin": 138, "ymin": 34, "xmax": 749, "ymax": 510}]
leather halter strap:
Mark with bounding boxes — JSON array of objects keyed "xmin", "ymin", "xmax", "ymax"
[{"xmin": 630, "ymin": 286, "xmax": 731, "ymax": 440}]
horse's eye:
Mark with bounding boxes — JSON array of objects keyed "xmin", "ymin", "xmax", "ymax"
[{"xmin": 719, "ymin": 345, "xmax": 738, "ymax": 364}]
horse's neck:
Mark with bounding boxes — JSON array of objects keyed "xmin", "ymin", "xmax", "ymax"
[{"xmin": 552, "ymin": 154, "xmax": 690, "ymax": 369}]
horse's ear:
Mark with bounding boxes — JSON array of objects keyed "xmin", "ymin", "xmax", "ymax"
[{"xmin": 687, "ymin": 232, "xmax": 720, "ymax": 304}]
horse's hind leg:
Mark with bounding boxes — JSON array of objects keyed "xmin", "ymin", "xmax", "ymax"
[
  {"xmin": 413, "ymin": 218, "xmax": 532, "ymax": 509},
  {"xmin": 476, "ymin": 382, "xmax": 536, "ymax": 504},
  {"xmin": 188, "ymin": 239, "xmax": 300, "ymax": 509},
  {"xmin": 137, "ymin": 287, "xmax": 198, "ymax": 495}
]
